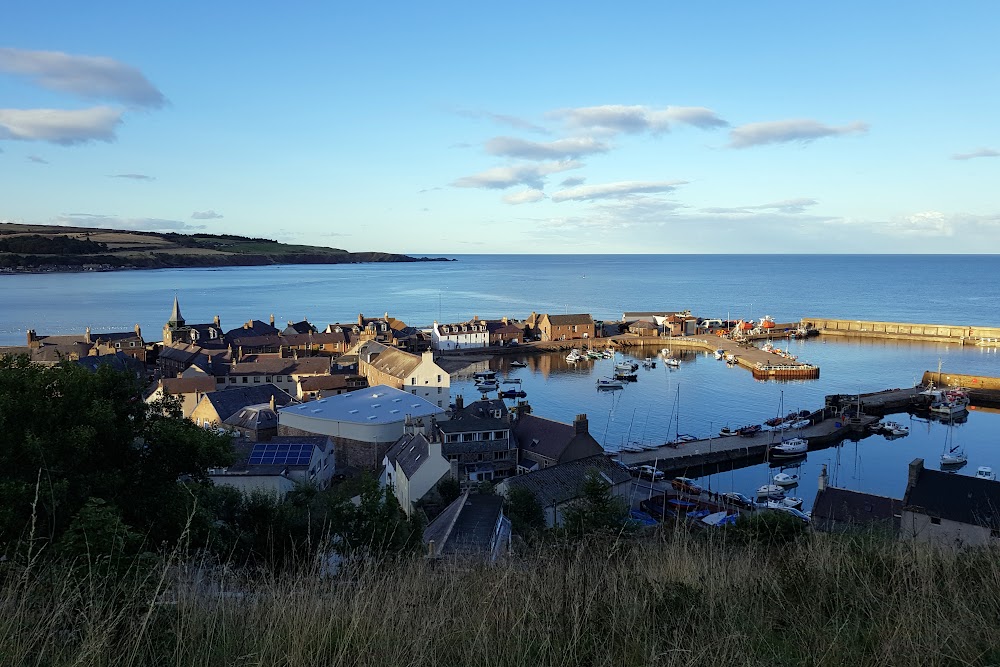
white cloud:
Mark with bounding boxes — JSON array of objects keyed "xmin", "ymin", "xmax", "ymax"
[
  {"xmin": 485, "ymin": 136, "xmax": 609, "ymax": 160},
  {"xmin": 53, "ymin": 213, "xmax": 203, "ymax": 232},
  {"xmin": 551, "ymin": 104, "xmax": 727, "ymax": 135},
  {"xmin": 0, "ymin": 47, "xmax": 165, "ymax": 108},
  {"xmin": 703, "ymin": 198, "xmax": 819, "ymax": 215},
  {"xmin": 191, "ymin": 210, "xmax": 223, "ymax": 220},
  {"xmin": 503, "ymin": 189, "xmax": 546, "ymax": 205},
  {"xmin": 0, "ymin": 106, "xmax": 123, "ymax": 144},
  {"xmin": 550, "ymin": 180, "xmax": 687, "ymax": 202},
  {"xmin": 952, "ymin": 148, "xmax": 999, "ymax": 161},
  {"xmin": 729, "ymin": 119, "xmax": 869, "ymax": 148},
  {"xmin": 452, "ymin": 160, "xmax": 582, "ymax": 190},
  {"xmin": 110, "ymin": 173, "xmax": 154, "ymax": 181}
]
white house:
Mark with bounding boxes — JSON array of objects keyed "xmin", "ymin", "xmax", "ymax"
[
  {"xmin": 277, "ymin": 385, "xmax": 446, "ymax": 469},
  {"xmin": 431, "ymin": 318, "xmax": 489, "ymax": 351},
  {"xmin": 380, "ymin": 430, "xmax": 450, "ymax": 516},
  {"xmin": 359, "ymin": 345, "xmax": 450, "ymax": 409}
]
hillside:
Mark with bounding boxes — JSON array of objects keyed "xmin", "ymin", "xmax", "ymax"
[{"xmin": 0, "ymin": 223, "xmax": 449, "ymax": 271}]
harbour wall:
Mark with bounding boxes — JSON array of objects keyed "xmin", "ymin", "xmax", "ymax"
[
  {"xmin": 804, "ymin": 317, "xmax": 1000, "ymax": 344},
  {"xmin": 920, "ymin": 371, "xmax": 1000, "ymax": 408}
]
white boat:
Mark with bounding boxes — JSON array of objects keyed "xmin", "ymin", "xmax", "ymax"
[
  {"xmin": 663, "ymin": 357, "xmax": 680, "ymax": 368},
  {"xmin": 641, "ymin": 357, "xmax": 656, "ymax": 369},
  {"xmin": 763, "ymin": 497, "xmax": 806, "ymax": 511},
  {"xmin": 566, "ymin": 349, "xmax": 582, "ymax": 362},
  {"xmin": 772, "ymin": 472, "xmax": 799, "ymax": 487},
  {"xmin": 719, "ymin": 426, "xmax": 738, "ymax": 437},
  {"xmin": 473, "ymin": 370, "xmax": 496, "ymax": 381},
  {"xmin": 724, "ymin": 353, "xmax": 736, "ymax": 362},
  {"xmin": 929, "ymin": 400, "xmax": 967, "ymax": 416},
  {"xmin": 756, "ymin": 484, "xmax": 785, "ymax": 499},
  {"xmin": 477, "ymin": 381, "xmax": 499, "ymax": 392},
  {"xmin": 976, "ymin": 466, "xmax": 996, "ymax": 481},
  {"xmin": 790, "ymin": 419, "xmax": 811, "ymax": 430},
  {"xmin": 596, "ymin": 378, "xmax": 625, "ymax": 390},
  {"xmin": 714, "ymin": 349, "xmax": 725, "ymax": 360},
  {"xmin": 770, "ymin": 437, "xmax": 808, "ymax": 458},
  {"xmin": 509, "ymin": 360, "xmax": 527, "ymax": 368},
  {"xmin": 884, "ymin": 421, "xmax": 909, "ymax": 436},
  {"xmin": 614, "ymin": 361, "xmax": 638, "ymax": 373},
  {"xmin": 940, "ymin": 426, "xmax": 967, "ymax": 467},
  {"xmin": 502, "ymin": 378, "xmax": 521, "ymax": 384}
]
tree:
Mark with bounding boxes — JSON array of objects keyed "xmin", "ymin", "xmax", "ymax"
[
  {"xmin": 437, "ymin": 476, "xmax": 461, "ymax": 505},
  {"xmin": 505, "ymin": 486, "xmax": 545, "ymax": 536},
  {"xmin": 341, "ymin": 475, "xmax": 422, "ymax": 560},
  {"xmin": 561, "ymin": 470, "xmax": 628, "ymax": 538}
]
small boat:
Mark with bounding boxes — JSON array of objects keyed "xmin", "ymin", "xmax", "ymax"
[
  {"xmin": 476, "ymin": 381, "xmax": 499, "ymax": 392},
  {"xmin": 975, "ymin": 466, "xmax": 996, "ymax": 481},
  {"xmin": 565, "ymin": 349, "xmax": 583, "ymax": 362},
  {"xmin": 940, "ymin": 426, "xmax": 967, "ymax": 467},
  {"xmin": 883, "ymin": 421, "xmax": 909, "ymax": 436},
  {"xmin": 641, "ymin": 357, "xmax": 656, "ymax": 369},
  {"xmin": 596, "ymin": 378, "xmax": 625, "ymax": 390},
  {"xmin": 763, "ymin": 497, "xmax": 805, "ymax": 511},
  {"xmin": 614, "ymin": 372, "xmax": 638, "ymax": 382},
  {"xmin": 724, "ymin": 353, "xmax": 736, "ymax": 362},
  {"xmin": 663, "ymin": 358, "xmax": 680, "ymax": 368},
  {"xmin": 502, "ymin": 378, "xmax": 521, "ymax": 384},
  {"xmin": 719, "ymin": 426, "xmax": 738, "ymax": 437},
  {"xmin": 714, "ymin": 349, "xmax": 725, "ymax": 360},
  {"xmin": 473, "ymin": 370, "xmax": 497, "ymax": 381},
  {"xmin": 756, "ymin": 484, "xmax": 786, "ymax": 499},
  {"xmin": 738, "ymin": 424, "xmax": 762, "ymax": 438},
  {"xmin": 772, "ymin": 472, "xmax": 799, "ymax": 487},
  {"xmin": 770, "ymin": 437, "xmax": 809, "ymax": 458},
  {"xmin": 509, "ymin": 360, "xmax": 527, "ymax": 368},
  {"xmin": 498, "ymin": 389, "xmax": 527, "ymax": 399},
  {"xmin": 929, "ymin": 400, "xmax": 967, "ymax": 416},
  {"xmin": 789, "ymin": 419, "xmax": 811, "ymax": 430}
]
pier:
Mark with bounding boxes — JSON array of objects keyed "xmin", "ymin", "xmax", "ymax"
[{"xmin": 805, "ymin": 317, "xmax": 1000, "ymax": 345}]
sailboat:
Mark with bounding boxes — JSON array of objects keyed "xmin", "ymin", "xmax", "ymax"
[
  {"xmin": 940, "ymin": 424, "xmax": 967, "ymax": 467},
  {"xmin": 664, "ymin": 385, "xmax": 695, "ymax": 446}
]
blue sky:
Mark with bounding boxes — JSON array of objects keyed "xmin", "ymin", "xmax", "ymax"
[{"xmin": 2, "ymin": 2, "xmax": 998, "ymax": 254}]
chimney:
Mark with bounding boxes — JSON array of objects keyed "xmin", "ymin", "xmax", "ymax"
[
  {"xmin": 26, "ymin": 329, "xmax": 38, "ymax": 348},
  {"xmin": 269, "ymin": 395, "xmax": 276, "ymax": 411},
  {"xmin": 270, "ymin": 313, "xmax": 275, "ymax": 326},
  {"xmin": 384, "ymin": 312, "xmax": 389, "ymax": 320},
  {"xmin": 358, "ymin": 313, "xmax": 364, "ymax": 327},
  {"xmin": 243, "ymin": 321, "xmax": 249, "ymax": 330},
  {"xmin": 473, "ymin": 314, "xmax": 478, "ymax": 321},
  {"xmin": 574, "ymin": 413, "xmax": 589, "ymax": 435},
  {"xmin": 818, "ymin": 464, "xmax": 828, "ymax": 492},
  {"xmin": 907, "ymin": 458, "xmax": 924, "ymax": 493},
  {"xmin": 134, "ymin": 323, "xmax": 142, "ymax": 339},
  {"xmin": 427, "ymin": 540, "xmax": 436, "ymax": 557},
  {"xmin": 502, "ymin": 316, "xmax": 508, "ymax": 325},
  {"xmin": 455, "ymin": 395, "xmax": 464, "ymax": 411},
  {"xmin": 214, "ymin": 315, "xmax": 220, "ymax": 327},
  {"xmin": 85, "ymin": 326, "xmax": 91, "ymax": 344}
]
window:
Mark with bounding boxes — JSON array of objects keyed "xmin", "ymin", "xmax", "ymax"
[
  {"xmin": 438, "ymin": 387, "xmax": 442, "ymax": 394},
  {"xmin": 930, "ymin": 517, "xmax": 941, "ymax": 525},
  {"xmin": 242, "ymin": 377, "xmax": 248, "ymax": 384},
  {"xmin": 462, "ymin": 433, "xmax": 473, "ymax": 442},
  {"xmin": 130, "ymin": 341, "xmax": 135, "ymax": 347},
  {"xmin": 411, "ymin": 377, "xmax": 416, "ymax": 385},
  {"xmin": 494, "ymin": 451, "xmax": 506, "ymax": 460},
  {"xmin": 115, "ymin": 342, "xmax": 120, "ymax": 348},
  {"xmin": 438, "ymin": 401, "xmax": 442, "ymax": 407},
  {"xmin": 411, "ymin": 389, "xmax": 416, "ymax": 395},
  {"xmin": 266, "ymin": 376, "xmax": 272, "ymax": 382},
  {"xmin": 276, "ymin": 376, "xmax": 283, "ymax": 382},
  {"xmin": 253, "ymin": 376, "xmax": 261, "ymax": 383},
  {"xmin": 229, "ymin": 377, "xmax": 236, "ymax": 384},
  {"xmin": 437, "ymin": 374, "xmax": 442, "ymax": 382}
]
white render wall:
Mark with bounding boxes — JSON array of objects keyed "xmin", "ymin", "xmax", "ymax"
[{"xmin": 403, "ymin": 352, "xmax": 451, "ymax": 409}]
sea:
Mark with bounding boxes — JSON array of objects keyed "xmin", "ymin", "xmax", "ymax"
[{"xmin": 3, "ymin": 254, "xmax": 1000, "ymax": 510}]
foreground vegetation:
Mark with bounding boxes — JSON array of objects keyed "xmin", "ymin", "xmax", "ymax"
[{"xmin": 4, "ymin": 530, "xmax": 1000, "ymax": 666}]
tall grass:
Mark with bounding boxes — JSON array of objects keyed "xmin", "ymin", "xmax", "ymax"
[{"xmin": 3, "ymin": 531, "xmax": 1000, "ymax": 666}]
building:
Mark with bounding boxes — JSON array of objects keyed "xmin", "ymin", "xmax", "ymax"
[
  {"xmin": 531, "ymin": 313, "xmax": 595, "ymax": 341},
  {"xmin": 162, "ymin": 297, "xmax": 225, "ymax": 348},
  {"xmin": 622, "ymin": 311, "xmax": 697, "ymax": 336},
  {"xmin": 436, "ymin": 396, "xmax": 516, "ymax": 484},
  {"xmin": 144, "ymin": 375, "xmax": 217, "ymax": 418},
  {"xmin": 515, "ymin": 412, "xmax": 604, "ymax": 472},
  {"xmin": 209, "ymin": 436, "xmax": 335, "ymax": 499},
  {"xmin": 486, "ymin": 318, "xmax": 524, "ymax": 347},
  {"xmin": 900, "ymin": 458, "xmax": 1000, "ymax": 548},
  {"xmin": 359, "ymin": 345, "xmax": 450, "ymax": 408},
  {"xmin": 812, "ymin": 465, "xmax": 901, "ymax": 533},
  {"xmin": 277, "ymin": 385, "xmax": 446, "ymax": 469},
  {"xmin": 299, "ymin": 374, "xmax": 368, "ymax": 399},
  {"xmin": 423, "ymin": 490, "xmax": 510, "ymax": 561},
  {"xmin": 222, "ymin": 402, "xmax": 280, "ymax": 441},
  {"xmin": 496, "ymin": 455, "xmax": 632, "ymax": 528},
  {"xmin": 224, "ymin": 317, "xmax": 280, "ymax": 347},
  {"xmin": 325, "ymin": 313, "xmax": 425, "ymax": 352},
  {"xmin": 431, "ymin": 318, "xmax": 489, "ymax": 350},
  {"xmin": 189, "ymin": 384, "xmax": 297, "ymax": 429},
  {"xmin": 224, "ymin": 356, "xmax": 333, "ymax": 399},
  {"xmin": 380, "ymin": 429, "xmax": 450, "ymax": 516}
]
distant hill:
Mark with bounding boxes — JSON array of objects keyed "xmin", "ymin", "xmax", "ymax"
[{"xmin": 0, "ymin": 224, "xmax": 450, "ymax": 272}]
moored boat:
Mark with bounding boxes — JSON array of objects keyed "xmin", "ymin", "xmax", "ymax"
[
  {"xmin": 756, "ymin": 484, "xmax": 786, "ymax": 499},
  {"xmin": 976, "ymin": 466, "xmax": 996, "ymax": 481},
  {"xmin": 508, "ymin": 360, "xmax": 527, "ymax": 368},
  {"xmin": 770, "ymin": 437, "xmax": 809, "ymax": 458},
  {"xmin": 772, "ymin": 472, "xmax": 799, "ymax": 487},
  {"xmin": 596, "ymin": 378, "xmax": 625, "ymax": 390},
  {"xmin": 498, "ymin": 389, "xmax": 527, "ymax": 399}
]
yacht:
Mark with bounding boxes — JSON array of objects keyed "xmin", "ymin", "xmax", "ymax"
[
  {"xmin": 770, "ymin": 437, "xmax": 809, "ymax": 458},
  {"xmin": 772, "ymin": 472, "xmax": 799, "ymax": 487},
  {"xmin": 565, "ymin": 349, "xmax": 583, "ymax": 362},
  {"xmin": 663, "ymin": 357, "xmax": 680, "ymax": 368},
  {"xmin": 756, "ymin": 484, "xmax": 786, "ymax": 499},
  {"xmin": 883, "ymin": 421, "xmax": 909, "ymax": 436},
  {"xmin": 596, "ymin": 378, "xmax": 625, "ymax": 390}
]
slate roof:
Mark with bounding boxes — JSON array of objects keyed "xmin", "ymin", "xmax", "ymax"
[
  {"xmin": 223, "ymin": 404, "xmax": 279, "ymax": 431},
  {"xmin": 221, "ymin": 436, "xmax": 328, "ymax": 475},
  {"xmin": 299, "ymin": 374, "xmax": 365, "ymax": 391},
  {"xmin": 812, "ymin": 486, "xmax": 901, "ymax": 532},
  {"xmin": 440, "ymin": 398, "xmax": 510, "ymax": 433},
  {"xmin": 515, "ymin": 413, "xmax": 584, "ymax": 462},
  {"xmin": 229, "ymin": 356, "xmax": 332, "ymax": 376},
  {"xmin": 75, "ymin": 352, "xmax": 144, "ymax": 375},
  {"xmin": 282, "ymin": 332, "xmax": 348, "ymax": 347},
  {"xmin": 284, "ymin": 320, "xmax": 317, "ymax": 335},
  {"xmin": 385, "ymin": 432, "xmax": 434, "ymax": 478},
  {"xmin": 904, "ymin": 465, "xmax": 1000, "ymax": 529},
  {"xmin": 546, "ymin": 314, "xmax": 594, "ymax": 326},
  {"xmin": 225, "ymin": 320, "xmax": 280, "ymax": 342},
  {"xmin": 159, "ymin": 343, "xmax": 205, "ymax": 364},
  {"xmin": 203, "ymin": 384, "xmax": 298, "ymax": 422},
  {"xmin": 366, "ymin": 347, "xmax": 422, "ymax": 379},
  {"xmin": 424, "ymin": 491, "xmax": 504, "ymax": 558},
  {"xmin": 501, "ymin": 455, "xmax": 631, "ymax": 509},
  {"xmin": 159, "ymin": 376, "xmax": 217, "ymax": 395}
]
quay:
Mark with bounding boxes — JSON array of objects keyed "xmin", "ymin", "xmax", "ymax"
[
  {"xmin": 805, "ymin": 317, "xmax": 1000, "ymax": 345},
  {"xmin": 920, "ymin": 370, "xmax": 1000, "ymax": 408}
]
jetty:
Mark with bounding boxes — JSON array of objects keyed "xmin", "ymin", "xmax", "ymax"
[{"xmin": 805, "ymin": 317, "xmax": 1000, "ymax": 345}]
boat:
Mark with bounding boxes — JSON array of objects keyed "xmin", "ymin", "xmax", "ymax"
[
  {"xmin": 714, "ymin": 349, "xmax": 725, "ymax": 360},
  {"xmin": 476, "ymin": 381, "xmax": 499, "ymax": 392},
  {"xmin": 789, "ymin": 419, "xmax": 811, "ymax": 430},
  {"xmin": 975, "ymin": 466, "xmax": 996, "ymax": 481},
  {"xmin": 663, "ymin": 357, "xmax": 680, "ymax": 368},
  {"xmin": 929, "ymin": 400, "xmax": 967, "ymax": 416},
  {"xmin": 614, "ymin": 371, "xmax": 638, "ymax": 382},
  {"xmin": 642, "ymin": 357, "xmax": 656, "ymax": 369},
  {"xmin": 596, "ymin": 378, "xmax": 625, "ymax": 390},
  {"xmin": 724, "ymin": 353, "xmax": 736, "ymax": 362},
  {"xmin": 502, "ymin": 378, "xmax": 521, "ymax": 384},
  {"xmin": 498, "ymin": 389, "xmax": 527, "ymax": 399},
  {"xmin": 738, "ymin": 424, "xmax": 762, "ymax": 437},
  {"xmin": 719, "ymin": 426, "xmax": 738, "ymax": 437},
  {"xmin": 883, "ymin": 421, "xmax": 909, "ymax": 436},
  {"xmin": 770, "ymin": 437, "xmax": 809, "ymax": 458},
  {"xmin": 940, "ymin": 426, "xmax": 967, "ymax": 467},
  {"xmin": 772, "ymin": 472, "xmax": 799, "ymax": 487},
  {"xmin": 565, "ymin": 349, "xmax": 583, "ymax": 362},
  {"xmin": 472, "ymin": 370, "xmax": 496, "ymax": 381},
  {"xmin": 756, "ymin": 484, "xmax": 786, "ymax": 499},
  {"xmin": 614, "ymin": 361, "xmax": 639, "ymax": 372},
  {"xmin": 508, "ymin": 360, "xmax": 527, "ymax": 368}
]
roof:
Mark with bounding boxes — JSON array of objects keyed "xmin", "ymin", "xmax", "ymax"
[
  {"xmin": 424, "ymin": 491, "xmax": 504, "ymax": 558},
  {"xmin": 223, "ymin": 404, "xmax": 279, "ymax": 431},
  {"xmin": 501, "ymin": 455, "xmax": 631, "ymax": 509},
  {"xmin": 159, "ymin": 376, "xmax": 217, "ymax": 395},
  {"xmin": 75, "ymin": 352, "xmax": 143, "ymax": 375},
  {"xmin": 159, "ymin": 343, "xmax": 204, "ymax": 364},
  {"xmin": 169, "ymin": 296, "xmax": 184, "ymax": 325},
  {"xmin": 904, "ymin": 463, "xmax": 1000, "ymax": 529},
  {"xmin": 515, "ymin": 413, "xmax": 583, "ymax": 462},
  {"xmin": 229, "ymin": 356, "xmax": 332, "ymax": 376},
  {"xmin": 439, "ymin": 399, "xmax": 510, "ymax": 434},
  {"xmin": 225, "ymin": 320, "xmax": 280, "ymax": 342},
  {"xmin": 299, "ymin": 374, "xmax": 364, "ymax": 391},
  {"xmin": 202, "ymin": 384, "xmax": 298, "ymax": 422},
  {"xmin": 365, "ymin": 347, "xmax": 422, "ymax": 380},
  {"xmin": 545, "ymin": 314, "xmax": 594, "ymax": 326},
  {"xmin": 282, "ymin": 332, "xmax": 347, "ymax": 346},
  {"xmin": 384, "ymin": 432, "xmax": 436, "ymax": 478},
  {"xmin": 284, "ymin": 320, "xmax": 316, "ymax": 335},
  {"xmin": 812, "ymin": 486, "xmax": 901, "ymax": 531},
  {"xmin": 220, "ymin": 436, "xmax": 328, "ymax": 475},
  {"xmin": 278, "ymin": 384, "xmax": 445, "ymax": 426}
]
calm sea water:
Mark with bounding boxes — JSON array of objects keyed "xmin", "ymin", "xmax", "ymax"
[{"xmin": 3, "ymin": 254, "xmax": 999, "ymax": 509}]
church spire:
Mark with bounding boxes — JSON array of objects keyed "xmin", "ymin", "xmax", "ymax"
[{"xmin": 168, "ymin": 295, "xmax": 185, "ymax": 327}]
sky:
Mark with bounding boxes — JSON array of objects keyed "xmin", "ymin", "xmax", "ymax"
[{"xmin": 1, "ymin": 2, "xmax": 999, "ymax": 254}]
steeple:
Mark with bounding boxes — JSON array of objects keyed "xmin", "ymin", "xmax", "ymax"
[{"xmin": 168, "ymin": 295, "xmax": 185, "ymax": 327}]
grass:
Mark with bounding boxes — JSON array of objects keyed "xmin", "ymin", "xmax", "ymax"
[{"xmin": 3, "ymin": 530, "xmax": 1000, "ymax": 666}]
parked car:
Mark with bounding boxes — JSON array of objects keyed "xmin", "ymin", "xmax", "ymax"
[
  {"xmin": 671, "ymin": 477, "xmax": 703, "ymax": 495},
  {"xmin": 722, "ymin": 492, "xmax": 755, "ymax": 508},
  {"xmin": 769, "ymin": 505, "xmax": 811, "ymax": 524},
  {"xmin": 637, "ymin": 465, "xmax": 665, "ymax": 481}
]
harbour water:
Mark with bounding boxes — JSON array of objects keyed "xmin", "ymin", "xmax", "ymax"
[{"xmin": 3, "ymin": 254, "xmax": 999, "ymax": 511}]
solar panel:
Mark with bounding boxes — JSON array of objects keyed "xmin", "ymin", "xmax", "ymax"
[{"xmin": 248, "ymin": 443, "xmax": 314, "ymax": 466}]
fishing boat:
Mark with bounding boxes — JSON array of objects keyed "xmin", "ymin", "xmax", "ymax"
[
  {"xmin": 719, "ymin": 426, "xmax": 738, "ymax": 437},
  {"xmin": 770, "ymin": 437, "xmax": 809, "ymax": 458},
  {"xmin": 477, "ymin": 381, "xmax": 499, "ymax": 392},
  {"xmin": 509, "ymin": 360, "xmax": 527, "ymax": 368},
  {"xmin": 772, "ymin": 472, "xmax": 799, "ymax": 487},
  {"xmin": 756, "ymin": 484, "xmax": 786, "ymax": 499},
  {"xmin": 883, "ymin": 421, "xmax": 909, "ymax": 436},
  {"xmin": 976, "ymin": 466, "xmax": 996, "ymax": 481},
  {"xmin": 596, "ymin": 378, "xmax": 625, "ymax": 390},
  {"xmin": 929, "ymin": 400, "xmax": 967, "ymax": 416}
]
